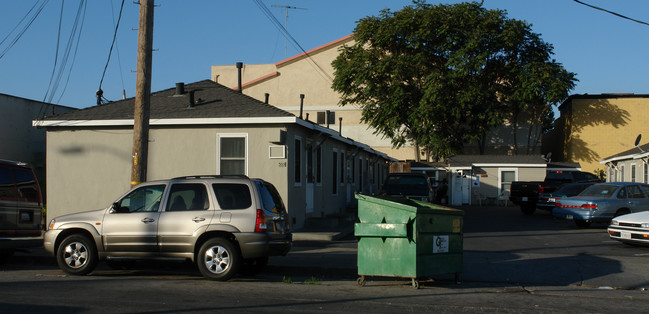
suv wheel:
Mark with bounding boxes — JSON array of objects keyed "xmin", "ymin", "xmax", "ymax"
[
  {"xmin": 197, "ymin": 238, "xmax": 240, "ymax": 281},
  {"xmin": 56, "ymin": 234, "xmax": 98, "ymax": 275}
]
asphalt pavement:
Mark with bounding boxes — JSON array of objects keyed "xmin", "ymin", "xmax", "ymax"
[{"xmin": 6, "ymin": 204, "xmax": 649, "ymax": 291}]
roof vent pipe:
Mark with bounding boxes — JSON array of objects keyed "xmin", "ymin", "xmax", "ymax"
[
  {"xmin": 188, "ymin": 90, "xmax": 195, "ymax": 108},
  {"xmin": 299, "ymin": 94, "xmax": 305, "ymax": 119},
  {"xmin": 176, "ymin": 82, "xmax": 185, "ymax": 95},
  {"xmin": 326, "ymin": 110, "xmax": 331, "ymax": 129},
  {"xmin": 339, "ymin": 117, "xmax": 343, "ymax": 134},
  {"xmin": 265, "ymin": 93, "xmax": 270, "ymax": 104},
  {"xmin": 236, "ymin": 62, "xmax": 243, "ymax": 93}
]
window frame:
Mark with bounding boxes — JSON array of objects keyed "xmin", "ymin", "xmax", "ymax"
[{"xmin": 217, "ymin": 133, "xmax": 248, "ymax": 175}]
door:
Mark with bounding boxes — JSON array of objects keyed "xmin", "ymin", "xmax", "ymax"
[
  {"xmin": 305, "ymin": 142, "xmax": 314, "ymax": 214},
  {"xmin": 158, "ymin": 183, "xmax": 214, "ymax": 253},
  {"xmin": 102, "ymin": 184, "xmax": 165, "ymax": 252}
]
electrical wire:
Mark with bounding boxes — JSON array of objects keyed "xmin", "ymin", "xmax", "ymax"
[
  {"xmin": 253, "ymin": 0, "xmax": 333, "ymax": 83},
  {"xmin": 97, "ymin": 0, "xmax": 126, "ymax": 104},
  {"xmin": 573, "ymin": 0, "xmax": 649, "ymax": 27},
  {"xmin": 109, "ymin": 0, "xmax": 127, "ymax": 98},
  {"xmin": 0, "ymin": 0, "xmax": 49, "ymax": 60}
]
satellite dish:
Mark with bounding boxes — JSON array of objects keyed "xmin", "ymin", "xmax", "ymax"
[{"xmin": 635, "ymin": 134, "xmax": 642, "ymax": 147}]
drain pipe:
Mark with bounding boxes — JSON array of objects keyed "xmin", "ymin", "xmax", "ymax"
[{"xmin": 236, "ymin": 62, "xmax": 243, "ymax": 93}]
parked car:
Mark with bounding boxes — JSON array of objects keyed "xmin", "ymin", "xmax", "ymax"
[
  {"xmin": 0, "ymin": 159, "xmax": 43, "ymax": 260},
  {"xmin": 379, "ymin": 172, "xmax": 434, "ymax": 203},
  {"xmin": 536, "ymin": 182, "xmax": 595, "ymax": 213},
  {"xmin": 553, "ymin": 182, "xmax": 649, "ymax": 227},
  {"xmin": 510, "ymin": 170, "xmax": 601, "ymax": 215},
  {"xmin": 608, "ymin": 211, "xmax": 649, "ymax": 246},
  {"xmin": 44, "ymin": 175, "xmax": 292, "ymax": 280}
]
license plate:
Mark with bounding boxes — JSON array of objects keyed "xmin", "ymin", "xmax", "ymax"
[
  {"xmin": 522, "ymin": 197, "xmax": 528, "ymax": 201},
  {"xmin": 566, "ymin": 214, "xmax": 573, "ymax": 219},
  {"xmin": 621, "ymin": 232, "xmax": 631, "ymax": 239},
  {"xmin": 549, "ymin": 198, "xmax": 556, "ymax": 202}
]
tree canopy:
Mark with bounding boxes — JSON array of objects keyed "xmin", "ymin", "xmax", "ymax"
[{"xmin": 331, "ymin": 1, "xmax": 576, "ymax": 160}]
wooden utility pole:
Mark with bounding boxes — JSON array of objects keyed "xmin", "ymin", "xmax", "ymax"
[{"xmin": 131, "ymin": 0, "xmax": 154, "ymax": 186}]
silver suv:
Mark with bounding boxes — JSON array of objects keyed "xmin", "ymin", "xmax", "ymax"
[{"xmin": 44, "ymin": 175, "xmax": 291, "ymax": 280}]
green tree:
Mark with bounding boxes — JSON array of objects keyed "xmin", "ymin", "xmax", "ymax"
[{"xmin": 332, "ymin": 1, "xmax": 576, "ymax": 159}]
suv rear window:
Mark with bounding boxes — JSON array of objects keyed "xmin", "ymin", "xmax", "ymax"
[
  {"xmin": 212, "ymin": 183, "xmax": 252, "ymax": 210},
  {"xmin": 256, "ymin": 181, "xmax": 286, "ymax": 213}
]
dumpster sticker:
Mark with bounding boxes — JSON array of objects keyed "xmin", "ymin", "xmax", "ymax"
[
  {"xmin": 452, "ymin": 219, "xmax": 461, "ymax": 233},
  {"xmin": 433, "ymin": 235, "xmax": 449, "ymax": 253}
]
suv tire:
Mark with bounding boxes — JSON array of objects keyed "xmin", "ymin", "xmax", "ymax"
[
  {"xmin": 197, "ymin": 238, "xmax": 241, "ymax": 281},
  {"xmin": 56, "ymin": 234, "xmax": 98, "ymax": 275}
]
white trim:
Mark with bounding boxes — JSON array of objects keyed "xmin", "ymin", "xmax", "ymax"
[
  {"xmin": 216, "ymin": 133, "xmax": 248, "ymax": 175},
  {"xmin": 268, "ymin": 145, "xmax": 286, "ymax": 159},
  {"xmin": 472, "ymin": 163, "xmax": 547, "ymax": 167},
  {"xmin": 33, "ymin": 117, "xmax": 299, "ymax": 127}
]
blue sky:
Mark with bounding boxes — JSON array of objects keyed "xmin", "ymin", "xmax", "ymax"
[{"xmin": 1, "ymin": 0, "xmax": 649, "ymax": 109}]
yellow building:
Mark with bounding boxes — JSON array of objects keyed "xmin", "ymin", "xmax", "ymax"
[{"xmin": 543, "ymin": 94, "xmax": 649, "ymax": 175}]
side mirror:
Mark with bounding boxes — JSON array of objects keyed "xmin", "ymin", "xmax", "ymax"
[{"xmin": 110, "ymin": 202, "xmax": 128, "ymax": 213}]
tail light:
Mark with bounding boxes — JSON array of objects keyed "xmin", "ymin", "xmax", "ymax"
[
  {"xmin": 580, "ymin": 203, "xmax": 598, "ymax": 210},
  {"xmin": 255, "ymin": 209, "xmax": 267, "ymax": 232},
  {"xmin": 555, "ymin": 202, "xmax": 597, "ymax": 210},
  {"xmin": 538, "ymin": 185, "xmax": 544, "ymax": 194}
]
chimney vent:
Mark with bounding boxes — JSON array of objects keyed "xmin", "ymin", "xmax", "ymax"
[
  {"xmin": 188, "ymin": 90, "xmax": 195, "ymax": 108},
  {"xmin": 236, "ymin": 62, "xmax": 243, "ymax": 93},
  {"xmin": 176, "ymin": 82, "xmax": 185, "ymax": 95}
]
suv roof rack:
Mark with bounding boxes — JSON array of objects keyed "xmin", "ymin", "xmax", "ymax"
[{"xmin": 171, "ymin": 175, "xmax": 250, "ymax": 180}]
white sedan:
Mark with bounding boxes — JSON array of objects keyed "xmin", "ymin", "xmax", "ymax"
[{"xmin": 608, "ymin": 211, "xmax": 649, "ymax": 245}]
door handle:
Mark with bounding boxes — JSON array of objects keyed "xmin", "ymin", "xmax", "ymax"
[
  {"xmin": 141, "ymin": 218, "xmax": 155, "ymax": 223},
  {"xmin": 192, "ymin": 217, "xmax": 206, "ymax": 223}
]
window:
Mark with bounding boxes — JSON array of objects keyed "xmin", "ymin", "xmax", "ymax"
[
  {"xmin": 620, "ymin": 166, "xmax": 625, "ymax": 182},
  {"xmin": 632, "ymin": 165, "xmax": 637, "ymax": 182},
  {"xmin": 332, "ymin": 151, "xmax": 338, "ymax": 194},
  {"xmin": 167, "ymin": 183, "xmax": 209, "ymax": 211},
  {"xmin": 500, "ymin": 170, "xmax": 516, "ymax": 193},
  {"xmin": 294, "ymin": 137, "xmax": 302, "ymax": 184},
  {"xmin": 212, "ymin": 183, "xmax": 252, "ymax": 210},
  {"xmin": 316, "ymin": 111, "xmax": 336, "ymax": 125},
  {"xmin": 255, "ymin": 181, "xmax": 286, "ymax": 213},
  {"xmin": 218, "ymin": 134, "xmax": 247, "ymax": 175},
  {"xmin": 340, "ymin": 151, "xmax": 345, "ymax": 184},
  {"xmin": 116, "ymin": 185, "xmax": 165, "ymax": 213}
]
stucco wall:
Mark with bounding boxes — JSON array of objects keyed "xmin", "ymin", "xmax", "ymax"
[{"xmin": 567, "ymin": 97, "xmax": 647, "ymax": 174}]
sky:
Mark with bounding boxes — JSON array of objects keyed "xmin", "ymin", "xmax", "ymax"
[{"xmin": 1, "ymin": 0, "xmax": 649, "ymax": 110}]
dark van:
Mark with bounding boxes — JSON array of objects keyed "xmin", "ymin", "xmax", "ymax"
[{"xmin": 0, "ymin": 159, "xmax": 43, "ymax": 256}]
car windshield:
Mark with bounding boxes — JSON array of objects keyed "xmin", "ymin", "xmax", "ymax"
[
  {"xmin": 382, "ymin": 175, "xmax": 428, "ymax": 195},
  {"xmin": 579, "ymin": 184, "xmax": 619, "ymax": 197}
]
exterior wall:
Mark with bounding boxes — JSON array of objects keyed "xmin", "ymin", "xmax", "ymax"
[
  {"xmin": 0, "ymin": 94, "xmax": 76, "ymax": 197},
  {"xmin": 606, "ymin": 159, "xmax": 649, "ymax": 183},
  {"xmin": 551, "ymin": 96, "xmax": 649, "ymax": 175},
  {"xmin": 45, "ymin": 124, "xmax": 388, "ymax": 229}
]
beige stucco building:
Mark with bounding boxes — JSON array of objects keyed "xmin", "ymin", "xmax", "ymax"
[
  {"xmin": 212, "ymin": 35, "xmax": 545, "ymax": 161},
  {"xmin": 543, "ymin": 94, "xmax": 649, "ymax": 175}
]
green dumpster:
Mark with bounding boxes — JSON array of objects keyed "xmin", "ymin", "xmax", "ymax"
[{"xmin": 354, "ymin": 194, "xmax": 464, "ymax": 288}]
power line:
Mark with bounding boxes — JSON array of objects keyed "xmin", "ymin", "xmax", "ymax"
[
  {"xmin": 0, "ymin": 0, "xmax": 49, "ymax": 61},
  {"xmin": 98, "ymin": 0, "xmax": 126, "ymax": 105},
  {"xmin": 573, "ymin": 0, "xmax": 649, "ymax": 27}
]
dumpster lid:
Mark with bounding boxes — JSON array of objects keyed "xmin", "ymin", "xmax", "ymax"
[{"xmin": 355, "ymin": 194, "xmax": 464, "ymax": 216}]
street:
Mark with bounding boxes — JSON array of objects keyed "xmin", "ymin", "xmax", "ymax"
[{"xmin": 3, "ymin": 205, "xmax": 649, "ymax": 312}]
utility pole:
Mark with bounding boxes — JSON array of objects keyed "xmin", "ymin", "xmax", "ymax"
[{"xmin": 131, "ymin": 0, "xmax": 154, "ymax": 186}]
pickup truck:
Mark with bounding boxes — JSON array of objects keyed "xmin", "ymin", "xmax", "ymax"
[{"xmin": 509, "ymin": 170, "xmax": 601, "ymax": 215}]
